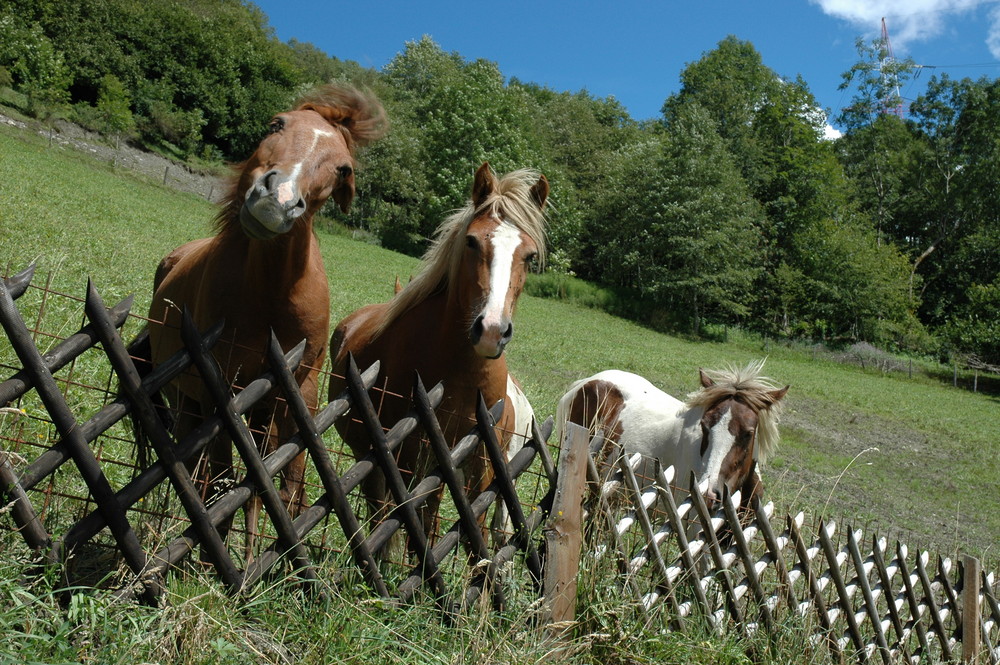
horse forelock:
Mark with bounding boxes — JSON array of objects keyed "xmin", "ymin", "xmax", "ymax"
[
  {"xmin": 293, "ymin": 83, "xmax": 387, "ymax": 148},
  {"xmin": 685, "ymin": 360, "xmax": 783, "ymax": 463},
  {"xmin": 374, "ymin": 168, "xmax": 549, "ymax": 337}
]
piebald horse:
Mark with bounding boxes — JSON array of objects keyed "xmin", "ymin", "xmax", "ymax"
[
  {"xmin": 329, "ymin": 162, "xmax": 547, "ymax": 548},
  {"xmin": 557, "ymin": 361, "xmax": 788, "ymax": 514},
  {"xmin": 141, "ymin": 84, "xmax": 385, "ymax": 555}
]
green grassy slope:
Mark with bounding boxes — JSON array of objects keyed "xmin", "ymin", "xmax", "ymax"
[
  {"xmin": 4, "ymin": 113, "xmax": 999, "ymax": 665},
  {"xmin": 2, "ymin": 123, "xmax": 997, "ymax": 562}
]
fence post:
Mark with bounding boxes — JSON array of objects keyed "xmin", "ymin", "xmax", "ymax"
[
  {"xmin": 963, "ymin": 554, "xmax": 981, "ymax": 664},
  {"xmin": 541, "ymin": 422, "xmax": 590, "ymax": 634}
]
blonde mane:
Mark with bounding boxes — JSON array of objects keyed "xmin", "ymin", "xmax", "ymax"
[
  {"xmin": 685, "ymin": 359, "xmax": 785, "ymax": 463},
  {"xmin": 375, "ymin": 167, "xmax": 549, "ymax": 336}
]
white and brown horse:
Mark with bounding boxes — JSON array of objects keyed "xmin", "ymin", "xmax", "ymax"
[
  {"xmin": 140, "ymin": 84, "xmax": 385, "ymax": 554},
  {"xmin": 557, "ymin": 361, "xmax": 788, "ymax": 512},
  {"xmin": 329, "ymin": 162, "xmax": 547, "ymax": 546}
]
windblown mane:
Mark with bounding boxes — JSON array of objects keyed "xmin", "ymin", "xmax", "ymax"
[
  {"xmin": 685, "ymin": 359, "xmax": 784, "ymax": 463},
  {"xmin": 213, "ymin": 83, "xmax": 386, "ymax": 234},
  {"xmin": 375, "ymin": 167, "xmax": 549, "ymax": 336}
]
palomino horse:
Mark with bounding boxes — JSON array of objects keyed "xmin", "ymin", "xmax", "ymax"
[
  {"xmin": 556, "ymin": 360, "xmax": 788, "ymax": 515},
  {"xmin": 141, "ymin": 84, "xmax": 385, "ymax": 555},
  {"xmin": 329, "ymin": 162, "xmax": 547, "ymax": 550}
]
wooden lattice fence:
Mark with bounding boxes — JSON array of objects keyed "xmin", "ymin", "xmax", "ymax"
[
  {"xmin": 6, "ymin": 265, "xmax": 1000, "ymax": 663},
  {"xmin": 546, "ymin": 423, "xmax": 1000, "ymax": 664},
  {"xmin": 0, "ymin": 265, "xmax": 555, "ymax": 610}
]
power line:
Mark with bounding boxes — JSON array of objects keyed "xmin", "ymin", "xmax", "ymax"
[{"xmin": 916, "ymin": 62, "xmax": 1000, "ymax": 69}]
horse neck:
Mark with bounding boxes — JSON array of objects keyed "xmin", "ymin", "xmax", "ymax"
[
  {"xmin": 219, "ymin": 210, "xmax": 319, "ymax": 289},
  {"xmin": 423, "ymin": 289, "xmax": 509, "ymax": 399}
]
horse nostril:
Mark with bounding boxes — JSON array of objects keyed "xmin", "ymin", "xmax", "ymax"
[
  {"xmin": 501, "ymin": 321, "xmax": 514, "ymax": 344},
  {"xmin": 262, "ymin": 170, "xmax": 279, "ymax": 193},
  {"xmin": 470, "ymin": 315, "xmax": 484, "ymax": 343}
]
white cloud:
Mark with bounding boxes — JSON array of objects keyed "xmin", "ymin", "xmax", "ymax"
[
  {"xmin": 811, "ymin": 0, "xmax": 987, "ymax": 52},
  {"xmin": 987, "ymin": 4, "xmax": 1000, "ymax": 58}
]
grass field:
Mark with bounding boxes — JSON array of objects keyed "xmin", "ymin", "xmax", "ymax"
[{"xmin": 1, "ymin": 120, "xmax": 998, "ymax": 663}]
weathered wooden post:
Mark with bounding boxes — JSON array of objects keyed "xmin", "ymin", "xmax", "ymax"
[
  {"xmin": 962, "ymin": 554, "xmax": 981, "ymax": 664},
  {"xmin": 541, "ymin": 421, "xmax": 590, "ymax": 636}
]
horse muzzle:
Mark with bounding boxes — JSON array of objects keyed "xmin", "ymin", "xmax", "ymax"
[
  {"xmin": 470, "ymin": 315, "xmax": 513, "ymax": 359},
  {"xmin": 240, "ymin": 169, "xmax": 307, "ymax": 239}
]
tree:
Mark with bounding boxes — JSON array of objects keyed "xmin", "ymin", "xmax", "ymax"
[
  {"xmin": 95, "ymin": 73, "xmax": 134, "ymax": 149},
  {"xmin": 0, "ymin": 10, "xmax": 70, "ymax": 118},
  {"xmin": 662, "ymin": 36, "xmax": 867, "ymax": 338},
  {"xmin": 592, "ymin": 102, "xmax": 765, "ymax": 334},
  {"xmin": 836, "ymin": 35, "xmax": 918, "ymax": 246},
  {"xmin": 382, "ymin": 37, "xmax": 541, "ymax": 240}
]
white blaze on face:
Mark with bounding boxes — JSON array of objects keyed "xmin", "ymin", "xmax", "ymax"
[
  {"xmin": 699, "ymin": 407, "xmax": 735, "ymax": 495},
  {"xmin": 479, "ymin": 220, "xmax": 522, "ymax": 336},
  {"xmin": 277, "ymin": 127, "xmax": 334, "ymax": 205}
]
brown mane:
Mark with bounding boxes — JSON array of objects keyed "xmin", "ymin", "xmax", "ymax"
[
  {"xmin": 212, "ymin": 83, "xmax": 387, "ymax": 234},
  {"xmin": 685, "ymin": 359, "xmax": 785, "ymax": 463}
]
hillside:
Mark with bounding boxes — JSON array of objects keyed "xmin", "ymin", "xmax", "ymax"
[{"xmin": 1, "ymin": 115, "xmax": 997, "ymax": 567}]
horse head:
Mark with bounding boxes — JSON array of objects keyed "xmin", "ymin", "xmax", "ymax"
[
  {"xmin": 234, "ymin": 85, "xmax": 385, "ymax": 240},
  {"xmin": 692, "ymin": 366, "xmax": 788, "ymax": 508},
  {"xmin": 460, "ymin": 162, "xmax": 549, "ymax": 358}
]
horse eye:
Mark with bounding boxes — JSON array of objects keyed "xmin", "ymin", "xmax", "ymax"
[
  {"xmin": 267, "ymin": 118, "xmax": 284, "ymax": 135},
  {"xmin": 465, "ymin": 236, "xmax": 479, "ymax": 251},
  {"xmin": 525, "ymin": 252, "xmax": 538, "ymax": 268}
]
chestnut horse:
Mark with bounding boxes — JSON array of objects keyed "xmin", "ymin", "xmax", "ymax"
[
  {"xmin": 329, "ymin": 162, "xmax": 548, "ymax": 548},
  {"xmin": 141, "ymin": 84, "xmax": 385, "ymax": 555},
  {"xmin": 556, "ymin": 360, "xmax": 788, "ymax": 513}
]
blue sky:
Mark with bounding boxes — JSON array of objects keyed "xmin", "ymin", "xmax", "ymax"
[{"xmin": 251, "ymin": 0, "xmax": 1000, "ymax": 131}]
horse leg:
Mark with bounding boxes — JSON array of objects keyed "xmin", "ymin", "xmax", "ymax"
[
  {"xmin": 340, "ymin": 420, "xmax": 391, "ymax": 559},
  {"xmin": 275, "ymin": 368, "xmax": 320, "ymax": 518}
]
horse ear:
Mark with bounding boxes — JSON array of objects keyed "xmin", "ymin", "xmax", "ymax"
[
  {"xmin": 765, "ymin": 385, "xmax": 790, "ymax": 408},
  {"xmin": 331, "ymin": 168, "xmax": 356, "ymax": 213},
  {"xmin": 530, "ymin": 174, "xmax": 549, "ymax": 210},
  {"xmin": 699, "ymin": 368, "xmax": 714, "ymax": 388},
  {"xmin": 472, "ymin": 162, "xmax": 497, "ymax": 208}
]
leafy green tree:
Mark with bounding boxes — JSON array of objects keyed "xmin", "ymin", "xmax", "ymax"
[
  {"xmin": 9, "ymin": 0, "xmax": 300, "ymax": 159},
  {"xmin": 663, "ymin": 36, "xmax": 874, "ymax": 339},
  {"xmin": 383, "ymin": 37, "xmax": 541, "ymax": 237},
  {"xmin": 836, "ymin": 36, "xmax": 918, "ymax": 245},
  {"xmin": 511, "ymin": 82, "xmax": 642, "ymax": 269},
  {"xmin": 942, "ymin": 280, "xmax": 1000, "ymax": 366},
  {"xmin": 95, "ymin": 73, "xmax": 134, "ymax": 148},
  {"xmin": 592, "ymin": 102, "xmax": 765, "ymax": 334},
  {"xmin": 0, "ymin": 10, "xmax": 70, "ymax": 117},
  {"xmin": 781, "ymin": 216, "xmax": 918, "ymax": 344}
]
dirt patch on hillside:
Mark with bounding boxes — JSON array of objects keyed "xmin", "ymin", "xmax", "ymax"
[
  {"xmin": 770, "ymin": 395, "xmax": 994, "ymax": 559},
  {"xmin": 1, "ymin": 111, "xmax": 227, "ymax": 202}
]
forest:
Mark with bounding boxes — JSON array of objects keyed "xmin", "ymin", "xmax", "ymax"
[{"xmin": 2, "ymin": 0, "xmax": 998, "ymax": 368}]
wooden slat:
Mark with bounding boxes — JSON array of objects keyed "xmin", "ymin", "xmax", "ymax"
[
  {"xmin": 654, "ymin": 464, "xmax": 716, "ymax": 628},
  {"xmin": 618, "ymin": 452, "xmax": 683, "ymax": 625},
  {"xmin": 847, "ymin": 528, "xmax": 891, "ymax": 664},
  {"xmin": 818, "ymin": 521, "xmax": 867, "ymax": 662},
  {"xmin": 689, "ymin": 474, "xmax": 747, "ymax": 633},
  {"xmin": 541, "ymin": 422, "xmax": 590, "ymax": 630},
  {"xmin": 915, "ymin": 551, "xmax": 952, "ymax": 661},
  {"xmin": 722, "ymin": 488, "xmax": 773, "ymax": 633}
]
